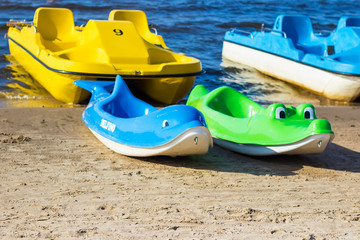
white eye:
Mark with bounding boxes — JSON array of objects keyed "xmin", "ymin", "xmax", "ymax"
[
  {"xmin": 162, "ymin": 120, "xmax": 169, "ymax": 128},
  {"xmin": 275, "ymin": 107, "xmax": 286, "ymax": 119},
  {"xmin": 304, "ymin": 107, "xmax": 314, "ymax": 119}
]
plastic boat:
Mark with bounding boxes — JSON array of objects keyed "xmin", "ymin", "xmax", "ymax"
[
  {"xmin": 74, "ymin": 75, "xmax": 212, "ymax": 157},
  {"xmin": 186, "ymin": 84, "xmax": 334, "ymax": 156},
  {"xmin": 223, "ymin": 15, "xmax": 360, "ymax": 101},
  {"xmin": 7, "ymin": 7, "xmax": 202, "ymax": 104}
]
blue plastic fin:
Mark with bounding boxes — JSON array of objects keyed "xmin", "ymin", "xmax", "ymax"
[
  {"xmin": 111, "ymin": 75, "xmax": 133, "ymax": 99},
  {"xmin": 108, "ymin": 75, "xmax": 157, "ymax": 117}
]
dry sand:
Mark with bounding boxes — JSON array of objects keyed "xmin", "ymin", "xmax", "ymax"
[{"xmin": 0, "ymin": 106, "xmax": 359, "ymax": 239}]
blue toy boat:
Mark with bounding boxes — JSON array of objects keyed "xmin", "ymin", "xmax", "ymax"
[
  {"xmin": 223, "ymin": 15, "xmax": 360, "ymax": 101},
  {"xmin": 74, "ymin": 76, "xmax": 212, "ymax": 157}
]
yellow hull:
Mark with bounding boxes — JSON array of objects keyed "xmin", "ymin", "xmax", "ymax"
[
  {"xmin": 7, "ymin": 8, "xmax": 202, "ymax": 104},
  {"xmin": 130, "ymin": 76, "xmax": 195, "ymax": 104},
  {"xmin": 8, "ymin": 39, "xmax": 91, "ymax": 103}
]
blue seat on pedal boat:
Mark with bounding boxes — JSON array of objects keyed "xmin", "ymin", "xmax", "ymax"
[{"xmin": 273, "ymin": 15, "xmax": 328, "ymax": 56}]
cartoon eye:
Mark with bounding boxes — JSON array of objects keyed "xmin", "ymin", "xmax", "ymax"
[
  {"xmin": 275, "ymin": 107, "xmax": 286, "ymax": 119},
  {"xmin": 162, "ymin": 120, "xmax": 169, "ymax": 128},
  {"xmin": 304, "ymin": 107, "xmax": 314, "ymax": 119}
]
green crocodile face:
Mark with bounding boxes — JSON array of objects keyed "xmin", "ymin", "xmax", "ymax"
[{"xmin": 246, "ymin": 103, "xmax": 333, "ymax": 145}]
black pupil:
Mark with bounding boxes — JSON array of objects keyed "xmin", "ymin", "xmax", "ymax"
[
  {"xmin": 280, "ymin": 110, "xmax": 285, "ymax": 119},
  {"xmin": 305, "ymin": 111, "xmax": 310, "ymax": 119}
]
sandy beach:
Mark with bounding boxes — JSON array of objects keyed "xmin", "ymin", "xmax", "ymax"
[{"xmin": 0, "ymin": 106, "xmax": 359, "ymax": 239}]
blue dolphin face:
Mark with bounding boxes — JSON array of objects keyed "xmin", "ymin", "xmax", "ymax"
[{"xmin": 152, "ymin": 105, "xmax": 207, "ymax": 134}]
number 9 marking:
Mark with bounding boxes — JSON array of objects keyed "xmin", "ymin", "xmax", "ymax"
[{"xmin": 113, "ymin": 29, "xmax": 123, "ymax": 36}]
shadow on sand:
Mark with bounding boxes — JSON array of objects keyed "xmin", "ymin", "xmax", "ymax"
[{"xmin": 140, "ymin": 142, "xmax": 360, "ymax": 176}]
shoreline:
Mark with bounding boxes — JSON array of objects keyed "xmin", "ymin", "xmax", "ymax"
[{"xmin": 0, "ymin": 106, "xmax": 359, "ymax": 239}]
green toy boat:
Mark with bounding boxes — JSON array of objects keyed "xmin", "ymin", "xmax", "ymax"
[{"xmin": 186, "ymin": 85, "xmax": 334, "ymax": 156}]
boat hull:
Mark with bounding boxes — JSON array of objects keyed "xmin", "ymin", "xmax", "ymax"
[
  {"xmin": 214, "ymin": 134, "xmax": 332, "ymax": 156},
  {"xmin": 90, "ymin": 126, "xmax": 212, "ymax": 157},
  {"xmin": 223, "ymin": 41, "xmax": 360, "ymax": 101},
  {"xmin": 127, "ymin": 75, "xmax": 195, "ymax": 105}
]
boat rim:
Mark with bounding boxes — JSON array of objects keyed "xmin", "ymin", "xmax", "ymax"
[
  {"xmin": 223, "ymin": 39, "xmax": 360, "ymax": 77},
  {"xmin": 8, "ymin": 36, "xmax": 203, "ymax": 78}
]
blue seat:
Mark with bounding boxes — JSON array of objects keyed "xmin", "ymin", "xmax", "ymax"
[
  {"xmin": 337, "ymin": 16, "xmax": 360, "ymax": 30},
  {"xmin": 273, "ymin": 15, "xmax": 326, "ymax": 56}
]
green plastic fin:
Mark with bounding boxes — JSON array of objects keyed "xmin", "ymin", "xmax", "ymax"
[{"xmin": 186, "ymin": 84, "xmax": 209, "ymax": 106}]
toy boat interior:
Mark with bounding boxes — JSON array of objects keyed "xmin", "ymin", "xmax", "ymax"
[{"xmin": 206, "ymin": 87, "xmax": 263, "ymax": 118}]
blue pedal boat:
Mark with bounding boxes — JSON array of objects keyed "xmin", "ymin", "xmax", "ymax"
[
  {"xmin": 223, "ymin": 15, "xmax": 360, "ymax": 101},
  {"xmin": 74, "ymin": 76, "xmax": 212, "ymax": 157}
]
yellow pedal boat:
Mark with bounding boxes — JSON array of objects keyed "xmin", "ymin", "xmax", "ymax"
[{"xmin": 7, "ymin": 7, "xmax": 202, "ymax": 104}]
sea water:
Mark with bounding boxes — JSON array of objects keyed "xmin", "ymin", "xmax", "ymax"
[{"xmin": 0, "ymin": 0, "xmax": 359, "ymax": 107}]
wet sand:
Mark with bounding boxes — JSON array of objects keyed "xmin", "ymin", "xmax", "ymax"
[{"xmin": 0, "ymin": 106, "xmax": 359, "ymax": 239}]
